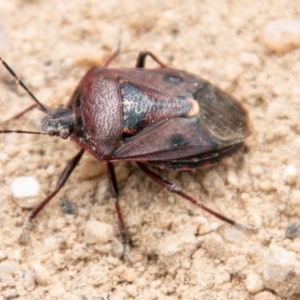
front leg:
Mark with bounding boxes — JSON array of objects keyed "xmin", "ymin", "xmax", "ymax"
[{"xmin": 20, "ymin": 148, "xmax": 85, "ymax": 243}]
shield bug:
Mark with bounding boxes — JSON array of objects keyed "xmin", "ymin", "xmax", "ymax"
[{"xmin": 0, "ymin": 50, "xmax": 255, "ymax": 255}]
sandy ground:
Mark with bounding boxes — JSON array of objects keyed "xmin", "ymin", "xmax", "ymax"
[{"xmin": 0, "ymin": 1, "xmax": 300, "ymax": 299}]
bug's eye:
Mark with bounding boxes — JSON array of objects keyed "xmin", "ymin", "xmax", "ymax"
[{"xmin": 59, "ymin": 129, "xmax": 70, "ymax": 139}]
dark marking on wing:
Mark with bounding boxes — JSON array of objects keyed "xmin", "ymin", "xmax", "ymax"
[{"xmin": 169, "ymin": 134, "xmax": 188, "ymax": 148}]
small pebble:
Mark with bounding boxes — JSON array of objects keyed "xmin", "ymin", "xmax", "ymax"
[
  {"xmin": 250, "ymin": 166, "xmax": 263, "ymax": 176},
  {"xmin": 167, "ymin": 195, "xmax": 175, "ymax": 204},
  {"xmin": 263, "ymin": 244, "xmax": 300, "ymax": 297},
  {"xmin": 23, "ymin": 270, "xmax": 35, "ymax": 291},
  {"xmin": 239, "ymin": 51, "xmax": 260, "ymax": 67},
  {"xmin": 285, "ymin": 224, "xmax": 299, "ymax": 239},
  {"xmin": 283, "ymin": 165, "xmax": 297, "ymax": 185},
  {"xmin": 115, "ymin": 165, "xmax": 130, "ymax": 181},
  {"xmin": 46, "ymin": 164, "xmax": 55, "ymax": 176},
  {"xmin": 84, "ymin": 220, "xmax": 113, "ymax": 244},
  {"xmin": 154, "ymin": 212, "xmax": 173, "ymax": 228},
  {"xmin": 11, "ymin": 176, "xmax": 39, "ymax": 198},
  {"xmin": 0, "ymin": 261, "xmax": 18, "ymax": 276},
  {"xmin": 202, "ymin": 170, "xmax": 225, "ymax": 196},
  {"xmin": 262, "ymin": 19, "xmax": 300, "ymax": 54},
  {"xmin": 43, "ymin": 236, "xmax": 57, "ymax": 250},
  {"xmin": 3, "ymin": 289, "xmax": 18, "ymax": 299},
  {"xmin": 291, "ymin": 190, "xmax": 300, "ymax": 205},
  {"xmin": 254, "ymin": 291, "xmax": 277, "ymax": 300},
  {"xmin": 78, "ymin": 158, "xmax": 106, "ymax": 179},
  {"xmin": 259, "ymin": 180, "xmax": 272, "ymax": 192},
  {"xmin": 196, "ymin": 217, "xmax": 210, "ymax": 235},
  {"xmin": 33, "ymin": 263, "xmax": 51, "ymax": 286},
  {"xmin": 201, "ymin": 233, "xmax": 225, "ymax": 259},
  {"xmin": 0, "ymin": 250, "xmax": 6, "ymax": 260},
  {"xmin": 112, "ymin": 240, "xmax": 124, "ymax": 258},
  {"xmin": 223, "ymin": 227, "xmax": 246, "ymax": 243},
  {"xmin": 60, "ymin": 198, "xmax": 78, "ymax": 215},
  {"xmin": 245, "ymin": 272, "xmax": 264, "ymax": 294},
  {"xmin": 95, "ymin": 178, "xmax": 109, "ymax": 202},
  {"xmin": 226, "ymin": 255, "xmax": 247, "ymax": 274},
  {"xmin": 227, "ymin": 170, "xmax": 239, "ymax": 187}
]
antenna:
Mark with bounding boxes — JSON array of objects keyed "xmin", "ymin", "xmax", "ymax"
[
  {"xmin": 0, "ymin": 57, "xmax": 50, "ymax": 114},
  {"xmin": 0, "ymin": 129, "xmax": 49, "ymax": 135}
]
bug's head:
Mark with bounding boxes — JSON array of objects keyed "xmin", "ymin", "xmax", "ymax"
[
  {"xmin": 0, "ymin": 57, "xmax": 75, "ymax": 139},
  {"xmin": 41, "ymin": 106, "xmax": 74, "ymax": 139}
]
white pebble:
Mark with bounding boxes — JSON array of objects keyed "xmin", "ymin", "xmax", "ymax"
[
  {"xmin": 250, "ymin": 166, "xmax": 263, "ymax": 176},
  {"xmin": 283, "ymin": 165, "xmax": 297, "ymax": 185},
  {"xmin": 11, "ymin": 177, "xmax": 39, "ymax": 198},
  {"xmin": 23, "ymin": 270, "xmax": 35, "ymax": 291},
  {"xmin": 223, "ymin": 226, "xmax": 246, "ymax": 243},
  {"xmin": 227, "ymin": 170, "xmax": 239, "ymax": 187},
  {"xmin": 33, "ymin": 263, "xmax": 51, "ymax": 286},
  {"xmin": 0, "ymin": 261, "xmax": 18, "ymax": 276},
  {"xmin": 84, "ymin": 220, "xmax": 114, "ymax": 244},
  {"xmin": 262, "ymin": 19, "xmax": 300, "ymax": 54},
  {"xmin": 111, "ymin": 240, "xmax": 124, "ymax": 258},
  {"xmin": 3, "ymin": 289, "xmax": 18, "ymax": 299},
  {"xmin": 196, "ymin": 217, "xmax": 210, "ymax": 235},
  {"xmin": 202, "ymin": 169, "xmax": 225, "ymax": 196},
  {"xmin": 263, "ymin": 244, "xmax": 300, "ymax": 297},
  {"xmin": 95, "ymin": 179, "xmax": 109, "ymax": 202},
  {"xmin": 46, "ymin": 164, "xmax": 55, "ymax": 176},
  {"xmin": 43, "ymin": 236, "xmax": 57, "ymax": 250},
  {"xmin": 239, "ymin": 51, "xmax": 260, "ymax": 67},
  {"xmin": 246, "ymin": 272, "xmax": 264, "ymax": 294}
]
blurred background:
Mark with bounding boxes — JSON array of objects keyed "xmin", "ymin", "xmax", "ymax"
[{"xmin": 0, "ymin": 1, "xmax": 299, "ymax": 299}]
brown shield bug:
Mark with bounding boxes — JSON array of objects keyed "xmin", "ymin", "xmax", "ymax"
[{"xmin": 0, "ymin": 50, "xmax": 256, "ymax": 256}]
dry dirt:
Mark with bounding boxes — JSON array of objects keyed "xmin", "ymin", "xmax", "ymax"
[{"xmin": 0, "ymin": 1, "xmax": 300, "ymax": 299}]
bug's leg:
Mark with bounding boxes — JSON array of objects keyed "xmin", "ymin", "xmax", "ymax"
[
  {"xmin": 106, "ymin": 163, "xmax": 130, "ymax": 260},
  {"xmin": 20, "ymin": 148, "xmax": 85, "ymax": 243},
  {"xmin": 8, "ymin": 103, "xmax": 38, "ymax": 121},
  {"xmin": 136, "ymin": 162, "xmax": 257, "ymax": 232},
  {"xmin": 103, "ymin": 39, "xmax": 122, "ymax": 68},
  {"xmin": 135, "ymin": 51, "xmax": 167, "ymax": 68}
]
